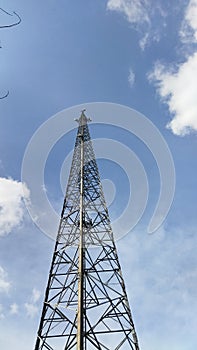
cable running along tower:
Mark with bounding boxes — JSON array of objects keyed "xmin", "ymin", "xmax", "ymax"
[{"xmin": 34, "ymin": 111, "xmax": 140, "ymax": 350}]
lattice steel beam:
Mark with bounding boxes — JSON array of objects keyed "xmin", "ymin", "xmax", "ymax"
[{"xmin": 34, "ymin": 111, "xmax": 140, "ymax": 350}]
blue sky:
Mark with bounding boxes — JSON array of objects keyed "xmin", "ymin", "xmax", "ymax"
[{"xmin": 0, "ymin": 1, "xmax": 197, "ymax": 349}]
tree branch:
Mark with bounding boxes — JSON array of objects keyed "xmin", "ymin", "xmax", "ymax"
[
  {"xmin": 0, "ymin": 8, "xmax": 21, "ymax": 28},
  {"xmin": 0, "ymin": 90, "xmax": 9, "ymax": 99},
  {"xmin": 0, "ymin": 8, "xmax": 21, "ymax": 99}
]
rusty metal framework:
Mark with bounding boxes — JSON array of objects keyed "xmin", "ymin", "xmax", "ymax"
[{"xmin": 34, "ymin": 111, "xmax": 140, "ymax": 350}]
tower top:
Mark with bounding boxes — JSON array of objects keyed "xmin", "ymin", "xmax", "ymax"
[{"xmin": 75, "ymin": 109, "xmax": 91, "ymax": 126}]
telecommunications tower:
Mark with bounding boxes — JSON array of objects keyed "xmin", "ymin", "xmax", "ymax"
[{"xmin": 34, "ymin": 111, "xmax": 140, "ymax": 350}]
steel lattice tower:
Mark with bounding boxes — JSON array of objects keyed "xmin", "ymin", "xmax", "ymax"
[{"xmin": 34, "ymin": 111, "xmax": 140, "ymax": 350}]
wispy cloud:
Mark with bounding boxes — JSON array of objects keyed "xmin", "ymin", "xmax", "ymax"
[
  {"xmin": 31, "ymin": 288, "xmax": 41, "ymax": 303},
  {"xmin": 0, "ymin": 304, "xmax": 5, "ymax": 319},
  {"xmin": 180, "ymin": 0, "xmax": 197, "ymax": 43},
  {"xmin": 24, "ymin": 302, "xmax": 39, "ymax": 318},
  {"xmin": 149, "ymin": 0, "xmax": 197, "ymax": 136},
  {"xmin": 0, "ymin": 177, "xmax": 30, "ymax": 236},
  {"xmin": 0, "ymin": 266, "xmax": 11, "ymax": 294},
  {"xmin": 24, "ymin": 287, "xmax": 41, "ymax": 318},
  {"xmin": 107, "ymin": 0, "xmax": 150, "ymax": 26},
  {"xmin": 10, "ymin": 303, "xmax": 19, "ymax": 315},
  {"xmin": 118, "ymin": 225, "xmax": 197, "ymax": 348},
  {"xmin": 128, "ymin": 67, "xmax": 135, "ymax": 87},
  {"xmin": 139, "ymin": 32, "xmax": 149, "ymax": 51},
  {"xmin": 107, "ymin": 0, "xmax": 167, "ymax": 50}
]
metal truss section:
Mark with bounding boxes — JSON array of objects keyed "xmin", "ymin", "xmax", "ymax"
[{"xmin": 34, "ymin": 111, "xmax": 140, "ymax": 350}]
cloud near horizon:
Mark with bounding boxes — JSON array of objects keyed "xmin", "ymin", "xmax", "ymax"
[
  {"xmin": 118, "ymin": 225, "xmax": 197, "ymax": 349},
  {"xmin": 0, "ymin": 177, "xmax": 30, "ymax": 236}
]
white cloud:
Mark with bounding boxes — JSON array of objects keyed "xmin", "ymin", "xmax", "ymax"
[
  {"xmin": 0, "ymin": 325, "xmax": 35, "ymax": 350},
  {"xmin": 24, "ymin": 303, "xmax": 39, "ymax": 318},
  {"xmin": 0, "ymin": 266, "xmax": 11, "ymax": 293},
  {"xmin": 41, "ymin": 184, "xmax": 47, "ymax": 193},
  {"xmin": 24, "ymin": 287, "xmax": 41, "ymax": 318},
  {"xmin": 180, "ymin": 0, "xmax": 197, "ymax": 43},
  {"xmin": 148, "ymin": 54, "xmax": 197, "ymax": 135},
  {"xmin": 107, "ymin": 0, "xmax": 150, "ymax": 25},
  {"xmin": 0, "ymin": 177, "xmax": 30, "ymax": 236},
  {"xmin": 139, "ymin": 32, "xmax": 149, "ymax": 51},
  {"xmin": 128, "ymin": 67, "xmax": 135, "ymax": 87},
  {"xmin": 31, "ymin": 288, "xmax": 41, "ymax": 303},
  {"xmin": 107, "ymin": 0, "xmax": 167, "ymax": 49},
  {"xmin": 148, "ymin": 0, "xmax": 197, "ymax": 136},
  {"xmin": 118, "ymin": 226, "xmax": 197, "ymax": 348},
  {"xmin": 0, "ymin": 304, "xmax": 5, "ymax": 319},
  {"xmin": 10, "ymin": 303, "xmax": 19, "ymax": 315}
]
